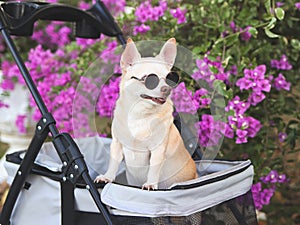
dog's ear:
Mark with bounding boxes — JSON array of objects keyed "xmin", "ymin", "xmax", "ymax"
[
  {"xmin": 157, "ymin": 38, "xmax": 177, "ymax": 69},
  {"xmin": 120, "ymin": 38, "xmax": 141, "ymax": 70}
]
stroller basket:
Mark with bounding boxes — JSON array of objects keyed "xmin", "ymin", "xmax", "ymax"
[{"xmin": 5, "ymin": 137, "xmax": 258, "ymax": 225}]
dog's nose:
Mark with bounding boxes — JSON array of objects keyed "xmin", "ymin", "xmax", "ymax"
[{"xmin": 161, "ymin": 86, "xmax": 171, "ymax": 97}]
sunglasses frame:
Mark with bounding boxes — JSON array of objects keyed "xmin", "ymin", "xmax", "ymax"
[{"xmin": 131, "ymin": 71, "xmax": 179, "ymax": 90}]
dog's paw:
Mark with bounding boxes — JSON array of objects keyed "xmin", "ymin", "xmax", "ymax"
[
  {"xmin": 142, "ymin": 183, "xmax": 158, "ymax": 191},
  {"xmin": 94, "ymin": 175, "xmax": 113, "ymax": 184}
]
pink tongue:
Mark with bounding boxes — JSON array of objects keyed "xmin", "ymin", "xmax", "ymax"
[
  {"xmin": 141, "ymin": 94, "xmax": 166, "ymax": 104},
  {"xmin": 152, "ymin": 97, "xmax": 166, "ymax": 104}
]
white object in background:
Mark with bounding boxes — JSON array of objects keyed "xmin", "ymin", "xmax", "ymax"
[
  {"xmin": 0, "ymin": 133, "xmax": 32, "ymax": 182},
  {"xmin": 0, "ymin": 71, "xmax": 33, "ymax": 182}
]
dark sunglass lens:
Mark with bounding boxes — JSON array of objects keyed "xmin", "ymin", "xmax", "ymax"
[
  {"xmin": 145, "ymin": 74, "xmax": 159, "ymax": 89},
  {"xmin": 166, "ymin": 72, "xmax": 179, "ymax": 87}
]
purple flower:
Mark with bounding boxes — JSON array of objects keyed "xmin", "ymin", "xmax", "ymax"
[
  {"xmin": 192, "ymin": 56, "xmax": 230, "ymax": 86},
  {"xmin": 295, "ymin": 2, "xmax": 300, "ymax": 10},
  {"xmin": 0, "ymin": 79, "xmax": 15, "ymax": 90},
  {"xmin": 227, "ymin": 115, "xmax": 261, "ymax": 144},
  {"xmin": 235, "ymin": 77, "xmax": 252, "ymax": 90},
  {"xmin": 260, "ymin": 188, "xmax": 275, "ymax": 205},
  {"xmin": 53, "ymin": 72, "xmax": 71, "ymax": 86},
  {"xmin": 159, "ymin": 0, "xmax": 168, "ymax": 11},
  {"xmin": 251, "ymin": 182, "xmax": 263, "ymax": 210},
  {"xmin": 251, "ymin": 182, "xmax": 275, "ymax": 210},
  {"xmin": 76, "ymin": 38, "xmax": 99, "ymax": 49},
  {"xmin": 248, "ymin": 91, "xmax": 266, "ymax": 106},
  {"xmin": 261, "ymin": 170, "xmax": 279, "ymax": 183},
  {"xmin": 193, "ymin": 88, "xmax": 211, "ymax": 109},
  {"xmin": 236, "ymin": 129, "xmax": 248, "ymax": 144},
  {"xmin": 276, "ymin": 2, "xmax": 285, "ymax": 7},
  {"xmin": 192, "ymin": 59, "xmax": 214, "ymax": 82},
  {"xmin": 273, "ymin": 73, "xmax": 291, "ymax": 91},
  {"xmin": 133, "ymin": 24, "xmax": 151, "ymax": 35},
  {"xmin": 224, "ymin": 124, "xmax": 235, "ymax": 138},
  {"xmin": 0, "ymin": 100, "xmax": 9, "ymax": 108},
  {"xmin": 170, "ymin": 7, "xmax": 187, "ymax": 24},
  {"xmin": 135, "ymin": 1, "xmax": 167, "ymax": 23},
  {"xmin": 230, "ymin": 21, "xmax": 239, "ymax": 33},
  {"xmin": 195, "ymin": 114, "xmax": 226, "ymax": 147},
  {"xmin": 135, "ymin": 1, "xmax": 151, "ymax": 23},
  {"xmin": 270, "ymin": 55, "xmax": 292, "ymax": 70},
  {"xmin": 96, "ymin": 77, "xmax": 120, "ymax": 118},
  {"xmin": 228, "ymin": 22, "xmax": 252, "ymax": 41},
  {"xmin": 261, "ymin": 170, "xmax": 288, "ymax": 184},
  {"xmin": 78, "ymin": 1, "xmax": 91, "ymax": 10},
  {"xmin": 226, "ymin": 96, "xmax": 250, "ymax": 115},
  {"xmin": 246, "ymin": 116, "xmax": 262, "ymax": 138},
  {"xmin": 171, "ymin": 82, "xmax": 199, "ymax": 114},
  {"xmin": 236, "ymin": 65, "xmax": 271, "ymax": 106},
  {"xmin": 8, "ymin": 44, "xmax": 100, "ymax": 136},
  {"xmin": 278, "ymin": 132, "xmax": 287, "ymax": 142},
  {"xmin": 240, "ymin": 26, "xmax": 253, "ymax": 41},
  {"xmin": 229, "ymin": 65, "xmax": 238, "ymax": 76},
  {"xmin": 15, "ymin": 115, "xmax": 27, "ymax": 134},
  {"xmin": 100, "ymin": 40, "xmax": 120, "ymax": 64},
  {"xmin": 102, "ymin": 0, "xmax": 126, "ymax": 16},
  {"xmin": 278, "ymin": 174, "xmax": 287, "ymax": 183},
  {"xmin": 32, "ymin": 22, "xmax": 72, "ymax": 48}
]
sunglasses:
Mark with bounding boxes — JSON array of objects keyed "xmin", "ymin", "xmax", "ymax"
[{"xmin": 131, "ymin": 72, "xmax": 179, "ymax": 90}]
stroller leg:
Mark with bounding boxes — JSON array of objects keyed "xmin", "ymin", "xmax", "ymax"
[
  {"xmin": 61, "ymin": 182, "xmax": 75, "ymax": 225},
  {"xmin": 0, "ymin": 116, "xmax": 51, "ymax": 225}
]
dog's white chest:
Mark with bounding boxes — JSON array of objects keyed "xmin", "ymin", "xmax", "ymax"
[{"xmin": 113, "ymin": 112, "xmax": 171, "ymax": 151}]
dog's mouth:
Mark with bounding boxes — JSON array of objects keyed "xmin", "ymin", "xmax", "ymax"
[{"xmin": 140, "ymin": 94, "xmax": 166, "ymax": 104}]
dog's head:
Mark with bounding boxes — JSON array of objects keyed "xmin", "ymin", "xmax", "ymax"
[{"xmin": 119, "ymin": 38, "xmax": 178, "ymax": 106}]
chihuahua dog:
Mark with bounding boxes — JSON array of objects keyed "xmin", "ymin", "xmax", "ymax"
[{"xmin": 95, "ymin": 38, "xmax": 197, "ymax": 190}]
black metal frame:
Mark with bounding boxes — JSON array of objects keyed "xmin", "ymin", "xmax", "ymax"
[{"xmin": 0, "ymin": 1, "xmax": 126, "ymax": 225}]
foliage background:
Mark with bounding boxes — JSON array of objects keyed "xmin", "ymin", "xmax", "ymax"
[{"xmin": 0, "ymin": 0, "xmax": 299, "ymax": 224}]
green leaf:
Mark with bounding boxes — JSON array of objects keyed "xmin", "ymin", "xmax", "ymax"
[
  {"xmin": 222, "ymin": 56, "xmax": 232, "ymax": 68},
  {"xmin": 226, "ymin": 88, "xmax": 233, "ymax": 100},
  {"xmin": 213, "ymin": 98, "xmax": 226, "ymax": 108},
  {"xmin": 192, "ymin": 46, "xmax": 202, "ymax": 55},
  {"xmin": 224, "ymin": 34, "xmax": 239, "ymax": 46},
  {"xmin": 261, "ymin": 167, "xmax": 271, "ymax": 176},
  {"xmin": 209, "ymin": 65, "xmax": 219, "ymax": 74},
  {"xmin": 264, "ymin": 28, "xmax": 280, "ymax": 38},
  {"xmin": 265, "ymin": 17, "xmax": 277, "ymax": 30},
  {"xmin": 207, "ymin": 55, "xmax": 217, "ymax": 62},
  {"xmin": 291, "ymin": 39, "xmax": 300, "ymax": 50},
  {"xmin": 248, "ymin": 27, "xmax": 258, "ymax": 38},
  {"xmin": 264, "ymin": 0, "xmax": 271, "ymax": 14},
  {"xmin": 226, "ymin": 109, "xmax": 235, "ymax": 117},
  {"xmin": 275, "ymin": 8, "xmax": 285, "ymax": 20},
  {"xmin": 213, "ymin": 80, "xmax": 229, "ymax": 98}
]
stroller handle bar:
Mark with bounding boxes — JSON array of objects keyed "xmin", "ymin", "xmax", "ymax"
[{"xmin": 0, "ymin": 0, "xmax": 126, "ymax": 45}]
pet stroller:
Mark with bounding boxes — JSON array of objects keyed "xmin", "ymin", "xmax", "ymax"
[{"xmin": 0, "ymin": 2, "xmax": 258, "ymax": 225}]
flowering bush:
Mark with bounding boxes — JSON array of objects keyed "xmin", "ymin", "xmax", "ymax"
[
  {"xmin": 0, "ymin": 0, "xmax": 299, "ymax": 222},
  {"xmin": 252, "ymin": 170, "xmax": 288, "ymax": 210}
]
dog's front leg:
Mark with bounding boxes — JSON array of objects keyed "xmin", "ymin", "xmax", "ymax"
[
  {"xmin": 142, "ymin": 145, "xmax": 165, "ymax": 190},
  {"xmin": 95, "ymin": 138, "xmax": 123, "ymax": 183}
]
